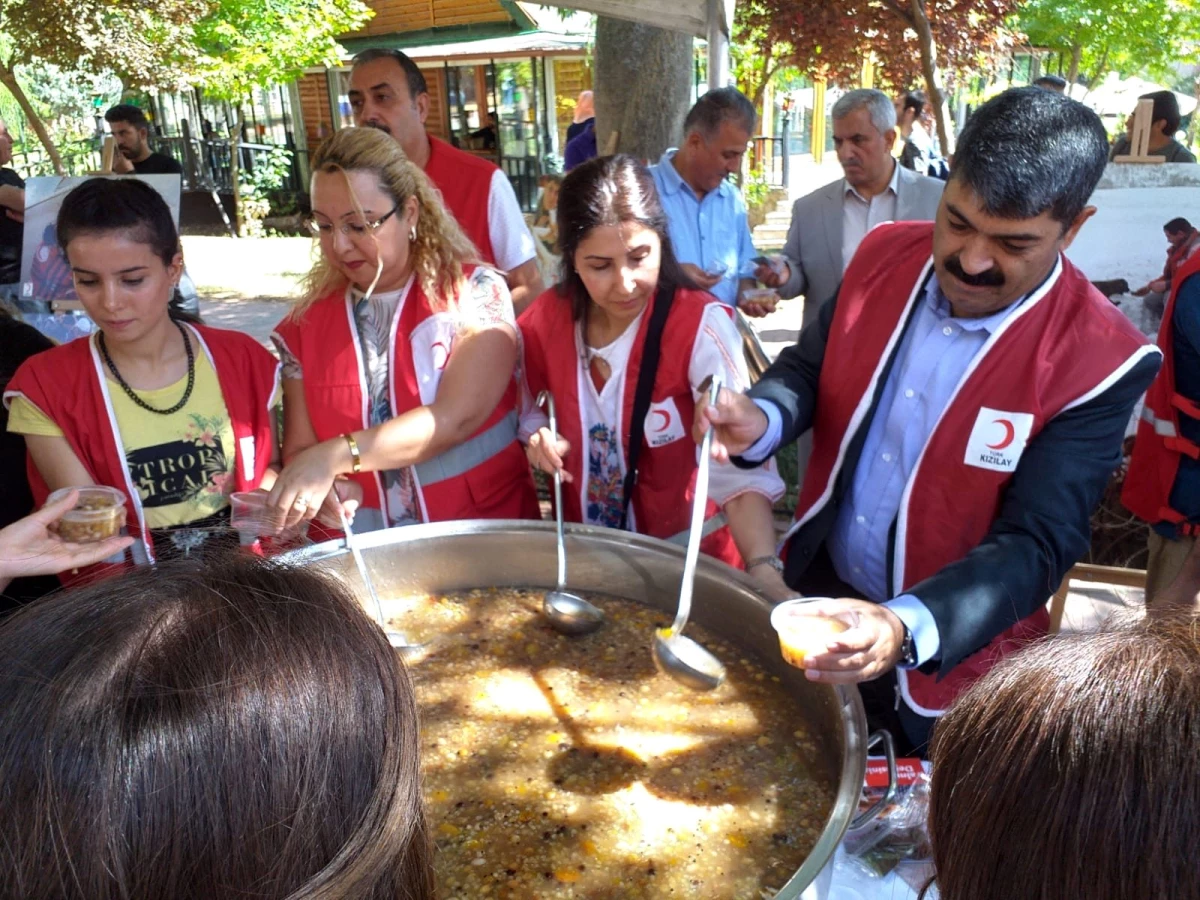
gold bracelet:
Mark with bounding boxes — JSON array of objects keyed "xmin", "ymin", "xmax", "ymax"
[{"xmin": 342, "ymin": 432, "xmax": 362, "ymax": 474}]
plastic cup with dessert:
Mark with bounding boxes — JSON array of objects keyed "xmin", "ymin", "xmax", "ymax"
[
  {"xmin": 46, "ymin": 485, "xmax": 127, "ymax": 543},
  {"xmin": 769, "ymin": 597, "xmax": 851, "ymax": 668}
]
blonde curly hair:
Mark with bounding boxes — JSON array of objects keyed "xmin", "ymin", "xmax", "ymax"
[{"xmin": 295, "ymin": 127, "xmax": 481, "ymax": 314}]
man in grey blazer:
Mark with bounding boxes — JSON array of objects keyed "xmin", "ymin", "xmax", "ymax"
[{"xmin": 758, "ymin": 88, "xmax": 945, "ymax": 328}]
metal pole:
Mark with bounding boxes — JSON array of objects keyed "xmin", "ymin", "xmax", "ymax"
[
  {"xmin": 706, "ymin": 0, "xmax": 730, "ymax": 89},
  {"xmin": 781, "ymin": 108, "xmax": 791, "ymax": 187}
]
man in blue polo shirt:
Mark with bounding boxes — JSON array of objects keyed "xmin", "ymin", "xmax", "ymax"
[{"xmin": 650, "ymin": 88, "xmax": 768, "ymax": 314}]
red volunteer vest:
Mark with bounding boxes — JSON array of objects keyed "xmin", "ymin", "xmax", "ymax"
[
  {"xmin": 1122, "ymin": 253, "xmax": 1200, "ymax": 530},
  {"xmin": 519, "ymin": 286, "xmax": 744, "ymax": 569},
  {"xmin": 791, "ymin": 222, "xmax": 1156, "ymax": 716},
  {"xmin": 4, "ymin": 324, "xmax": 279, "ymax": 577},
  {"xmin": 424, "ymin": 136, "xmax": 497, "ymax": 265},
  {"xmin": 272, "ymin": 276, "xmax": 538, "ymax": 526}
]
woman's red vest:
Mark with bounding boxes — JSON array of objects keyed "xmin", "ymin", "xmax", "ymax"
[
  {"xmin": 1122, "ymin": 252, "xmax": 1200, "ymax": 530},
  {"xmin": 271, "ymin": 277, "xmax": 539, "ymax": 527},
  {"xmin": 4, "ymin": 324, "xmax": 279, "ymax": 575},
  {"xmin": 519, "ymin": 286, "xmax": 743, "ymax": 569},
  {"xmin": 788, "ymin": 222, "xmax": 1157, "ymax": 715}
]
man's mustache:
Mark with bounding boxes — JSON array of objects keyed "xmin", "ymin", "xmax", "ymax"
[
  {"xmin": 362, "ymin": 120, "xmax": 392, "ymax": 136},
  {"xmin": 943, "ymin": 254, "xmax": 1004, "ymax": 288}
]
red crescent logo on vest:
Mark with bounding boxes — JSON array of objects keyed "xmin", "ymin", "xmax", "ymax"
[
  {"xmin": 987, "ymin": 418, "xmax": 1016, "ymax": 450},
  {"xmin": 651, "ymin": 409, "xmax": 671, "ymax": 432},
  {"xmin": 432, "ymin": 341, "xmax": 451, "ymax": 370}
]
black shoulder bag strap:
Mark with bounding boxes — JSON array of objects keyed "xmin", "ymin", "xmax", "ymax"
[{"xmin": 618, "ymin": 285, "xmax": 675, "ymax": 530}]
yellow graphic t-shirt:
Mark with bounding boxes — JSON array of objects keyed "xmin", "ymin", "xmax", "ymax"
[{"xmin": 8, "ymin": 351, "xmax": 236, "ymax": 530}]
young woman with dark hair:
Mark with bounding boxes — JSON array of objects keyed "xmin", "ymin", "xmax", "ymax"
[
  {"xmin": 0, "ymin": 555, "xmax": 434, "ymax": 899},
  {"xmin": 925, "ymin": 616, "xmax": 1200, "ymax": 900},
  {"xmin": 4, "ymin": 178, "xmax": 279, "ymax": 574},
  {"xmin": 520, "ymin": 154, "xmax": 787, "ymax": 592}
]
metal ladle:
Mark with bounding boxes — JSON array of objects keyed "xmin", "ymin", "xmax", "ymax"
[
  {"xmin": 652, "ymin": 375, "xmax": 727, "ymax": 691},
  {"xmin": 338, "ymin": 506, "xmax": 421, "ymax": 655},
  {"xmin": 536, "ymin": 390, "xmax": 604, "ymax": 635}
]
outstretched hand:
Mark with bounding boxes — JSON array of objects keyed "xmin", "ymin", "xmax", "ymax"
[
  {"xmin": 0, "ymin": 491, "xmax": 134, "ymax": 587},
  {"xmin": 691, "ymin": 385, "xmax": 769, "ymax": 464}
]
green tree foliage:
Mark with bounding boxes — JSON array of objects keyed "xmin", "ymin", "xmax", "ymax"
[
  {"xmin": 1013, "ymin": 0, "xmax": 1200, "ymax": 86},
  {"xmin": 0, "ymin": 0, "xmax": 370, "ymax": 174}
]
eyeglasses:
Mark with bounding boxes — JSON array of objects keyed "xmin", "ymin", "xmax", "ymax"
[{"xmin": 305, "ymin": 203, "xmax": 400, "ymax": 239}]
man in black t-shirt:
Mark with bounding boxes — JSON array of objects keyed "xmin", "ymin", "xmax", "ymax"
[
  {"xmin": 104, "ymin": 104, "xmax": 184, "ymax": 176},
  {"xmin": 0, "ymin": 119, "xmax": 24, "ymax": 286}
]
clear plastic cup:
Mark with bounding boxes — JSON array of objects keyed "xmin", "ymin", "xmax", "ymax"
[
  {"xmin": 706, "ymin": 260, "xmax": 729, "ymax": 277},
  {"xmin": 46, "ymin": 486, "xmax": 127, "ymax": 543},
  {"xmin": 230, "ymin": 491, "xmax": 309, "ymax": 551},
  {"xmin": 740, "ymin": 286, "xmax": 780, "ymax": 313},
  {"xmin": 770, "ymin": 598, "xmax": 850, "ymax": 668}
]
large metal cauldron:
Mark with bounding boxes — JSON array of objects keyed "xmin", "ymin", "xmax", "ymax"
[{"xmin": 285, "ymin": 520, "xmax": 870, "ymax": 898}]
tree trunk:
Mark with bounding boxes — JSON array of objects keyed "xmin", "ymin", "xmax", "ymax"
[
  {"xmin": 594, "ymin": 16, "xmax": 693, "ymax": 162},
  {"xmin": 0, "ymin": 63, "xmax": 65, "ymax": 175},
  {"xmin": 1066, "ymin": 44, "xmax": 1082, "ymax": 86},
  {"xmin": 909, "ymin": 0, "xmax": 953, "ymax": 157},
  {"xmin": 230, "ymin": 107, "xmax": 244, "ymax": 237}
]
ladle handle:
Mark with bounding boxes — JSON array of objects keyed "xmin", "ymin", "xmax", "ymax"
[
  {"xmin": 537, "ymin": 391, "xmax": 567, "ymax": 591},
  {"xmin": 339, "ymin": 506, "xmax": 387, "ymax": 628},
  {"xmin": 672, "ymin": 375, "xmax": 722, "ymax": 635}
]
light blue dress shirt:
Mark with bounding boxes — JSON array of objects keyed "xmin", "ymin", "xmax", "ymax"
[
  {"xmin": 745, "ymin": 274, "xmax": 1024, "ymax": 666},
  {"xmin": 649, "ymin": 149, "xmax": 757, "ymax": 307}
]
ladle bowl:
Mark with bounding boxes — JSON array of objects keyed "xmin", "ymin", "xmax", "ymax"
[{"xmin": 536, "ymin": 390, "xmax": 604, "ymax": 636}]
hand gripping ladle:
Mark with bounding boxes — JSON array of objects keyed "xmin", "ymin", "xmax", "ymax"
[
  {"xmin": 536, "ymin": 390, "xmax": 604, "ymax": 635},
  {"xmin": 651, "ymin": 375, "xmax": 727, "ymax": 691}
]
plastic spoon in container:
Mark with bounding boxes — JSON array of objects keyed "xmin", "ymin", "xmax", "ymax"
[
  {"xmin": 536, "ymin": 390, "xmax": 604, "ymax": 635},
  {"xmin": 338, "ymin": 505, "xmax": 420, "ymax": 654},
  {"xmin": 652, "ymin": 375, "xmax": 727, "ymax": 691}
]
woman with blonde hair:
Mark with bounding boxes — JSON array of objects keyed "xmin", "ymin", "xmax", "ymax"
[{"xmin": 269, "ymin": 127, "xmax": 539, "ymax": 530}]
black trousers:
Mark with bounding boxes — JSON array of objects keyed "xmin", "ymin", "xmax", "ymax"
[{"xmin": 793, "ymin": 544, "xmax": 935, "ymax": 759}]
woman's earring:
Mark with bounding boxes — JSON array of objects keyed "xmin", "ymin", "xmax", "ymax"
[{"xmin": 409, "ymin": 226, "xmax": 417, "ymax": 242}]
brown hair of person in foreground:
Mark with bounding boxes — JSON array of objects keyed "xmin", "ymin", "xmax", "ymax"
[
  {"xmin": 0, "ymin": 554, "xmax": 434, "ymax": 899},
  {"xmin": 925, "ymin": 614, "xmax": 1200, "ymax": 900}
]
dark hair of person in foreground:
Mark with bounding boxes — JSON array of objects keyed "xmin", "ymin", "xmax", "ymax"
[
  {"xmin": 924, "ymin": 614, "xmax": 1200, "ymax": 900},
  {"xmin": 950, "ymin": 86, "xmax": 1109, "ymax": 229},
  {"xmin": 0, "ymin": 554, "xmax": 434, "ymax": 900}
]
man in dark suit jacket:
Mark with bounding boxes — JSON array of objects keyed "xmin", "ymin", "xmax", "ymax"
[{"xmin": 696, "ymin": 88, "xmax": 1161, "ymax": 754}]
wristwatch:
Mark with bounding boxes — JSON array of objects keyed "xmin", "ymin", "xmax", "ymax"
[{"xmin": 899, "ymin": 625, "xmax": 917, "ymax": 668}]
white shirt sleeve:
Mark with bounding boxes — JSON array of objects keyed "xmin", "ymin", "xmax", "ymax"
[
  {"xmin": 688, "ymin": 305, "xmax": 786, "ymax": 506},
  {"xmin": 488, "ymin": 168, "xmax": 538, "ymax": 272}
]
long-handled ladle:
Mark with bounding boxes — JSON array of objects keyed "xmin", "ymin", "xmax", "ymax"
[{"xmin": 651, "ymin": 375, "xmax": 727, "ymax": 691}]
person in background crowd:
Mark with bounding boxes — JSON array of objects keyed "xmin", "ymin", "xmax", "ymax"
[
  {"xmin": 469, "ymin": 110, "xmax": 499, "ymax": 152},
  {"xmin": 348, "ymin": 49, "xmax": 543, "ymax": 314},
  {"xmin": 566, "ymin": 90, "xmax": 594, "ymax": 145},
  {"xmin": 104, "ymin": 104, "xmax": 184, "ymax": 176},
  {"xmin": 1109, "ymin": 90, "xmax": 1197, "ymax": 163},
  {"xmin": 1132, "ymin": 216, "xmax": 1200, "ymax": 317},
  {"xmin": 0, "ymin": 305, "xmax": 59, "ymax": 607},
  {"xmin": 1032, "ymin": 74, "xmax": 1067, "ymax": 94},
  {"xmin": 757, "ymin": 88, "xmax": 945, "ymax": 330},
  {"xmin": 696, "ymin": 87, "xmax": 1160, "ymax": 755},
  {"xmin": 649, "ymin": 87, "xmax": 768, "ymax": 315},
  {"xmin": 564, "ymin": 117, "xmax": 597, "ymax": 171},
  {"xmin": 0, "ymin": 490, "xmax": 133, "ymax": 597},
  {"xmin": 520, "ymin": 155, "xmax": 789, "ymax": 596},
  {"xmin": 0, "ymin": 556, "xmax": 435, "ymax": 899},
  {"xmin": 5, "ymin": 179, "xmax": 280, "ymax": 577},
  {"xmin": 924, "ymin": 617, "xmax": 1200, "ymax": 900},
  {"xmin": 1122, "ymin": 224, "xmax": 1200, "ymax": 603},
  {"xmin": 0, "ymin": 117, "xmax": 25, "ymax": 288},
  {"xmin": 756, "ymin": 87, "xmax": 944, "ymax": 484},
  {"xmin": 894, "ymin": 89, "xmax": 944, "ymax": 178},
  {"xmin": 269, "ymin": 127, "xmax": 539, "ymax": 534}
]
